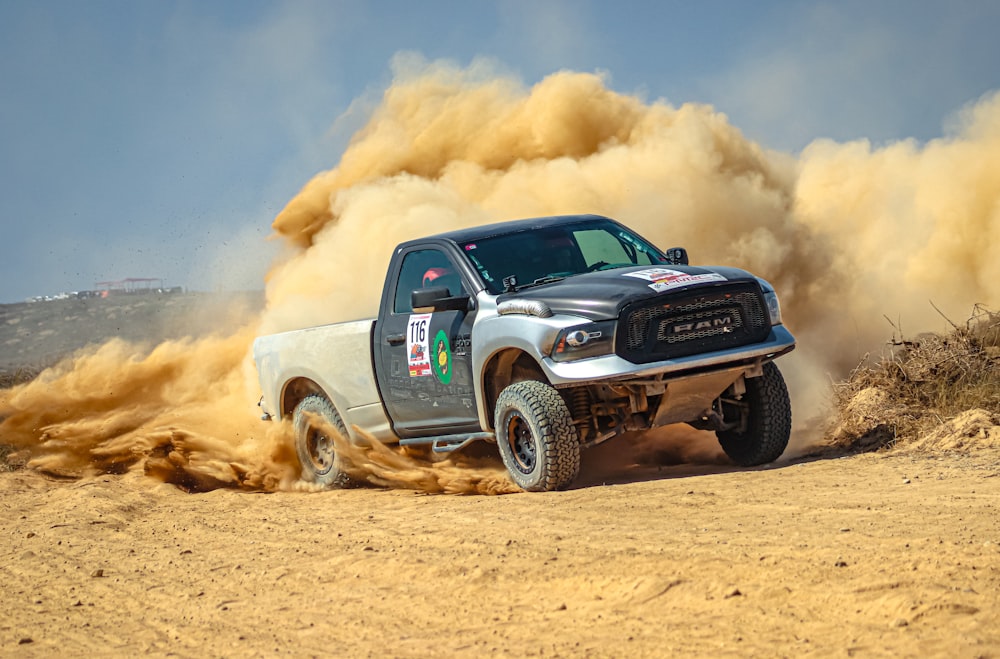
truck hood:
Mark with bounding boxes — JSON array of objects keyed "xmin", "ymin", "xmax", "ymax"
[{"xmin": 495, "ymin": 265, "xmax": 760, "ymax": 321}]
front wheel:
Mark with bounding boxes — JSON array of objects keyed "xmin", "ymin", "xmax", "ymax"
[
  {"xmin": 292, "ymin": 395, "xmax": 356, "ymax": 488},
  {"xmin": 495, "ymin": 381, "xmax": 581, "ymax": 492},
  {"xmin": 716, "ymin": 361, "xmax": 792, "ymax": 466}
]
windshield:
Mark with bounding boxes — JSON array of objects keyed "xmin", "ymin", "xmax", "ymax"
[{"xmin": 459, "ymin": 219, "xmax": 668, "ymax": 294}]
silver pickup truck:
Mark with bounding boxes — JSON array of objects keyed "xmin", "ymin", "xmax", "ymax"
[{"xmin": 253, "ymin": 214, "xmax": 796, "ymax": 491}]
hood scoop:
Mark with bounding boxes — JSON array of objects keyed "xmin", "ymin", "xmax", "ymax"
[{"xmin": 497, "ymin": 299, "xmax": 553, "ymax": 318}]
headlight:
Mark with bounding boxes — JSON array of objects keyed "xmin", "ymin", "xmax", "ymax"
[
  {"xmin": 551, "ymin": 321, "xmax": 616, "ymax": 362},
  {"xmin": 763, "ymin": 290, "xmax": 782, "ymax": 326}
]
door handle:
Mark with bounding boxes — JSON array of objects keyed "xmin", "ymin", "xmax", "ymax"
[{"xmin": 386, "ymin": 333, "xmax": 406, "ymax": 346}]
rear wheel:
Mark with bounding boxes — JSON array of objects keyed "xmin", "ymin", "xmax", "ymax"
[
  {"xmin": 717, "ymin": 362, "xmax": 791, "ymax": 466},
  {"xmin": 495, "ymin": 381, "xmax": 581, "ymax": 492},
  {"xmin": 292, "ymin": 395, "xmax": 355, "ymax": 488}
]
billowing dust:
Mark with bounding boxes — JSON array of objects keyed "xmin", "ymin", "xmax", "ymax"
[
  {"xmin": 2, "ymin": 61, "xmax": 999, "ymax": 493},
  {"xmin": 303, "ymin": 414, "xmax": 521, "ymax": 496}
]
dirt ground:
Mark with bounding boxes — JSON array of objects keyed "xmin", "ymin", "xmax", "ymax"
[
  {"xmin": 2, "ymin": 441, "xmax": 998, "ymax": 657},
  {"xmin": 1, "ymin": 296, "xmax": 998, "ymax": 657}
]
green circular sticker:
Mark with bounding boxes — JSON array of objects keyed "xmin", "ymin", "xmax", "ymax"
[{"xmin": 432, "ymin": 329, "xmax": 452, "ymax": 384}]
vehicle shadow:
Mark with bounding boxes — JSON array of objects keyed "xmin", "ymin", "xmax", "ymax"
[{"xmin": 570, "ymin": 424, "xmax": 856, "ymax": 489}]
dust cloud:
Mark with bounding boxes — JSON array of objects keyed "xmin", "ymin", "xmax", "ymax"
[
  {"xmin": 313, "ymin": 415, "xmax": 520, "ymax": 495},
  {"xmin": 2, "ymin": 60, "xmax": 999, "ymax": 491},
  {"xmin": 0, "ymin": 328, "xmax": 299, "ymax": 491}
]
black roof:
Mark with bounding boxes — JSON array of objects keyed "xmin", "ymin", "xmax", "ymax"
[{"xmin": 399, "ymin": 214, "xmax": 617, "ymax": 249}]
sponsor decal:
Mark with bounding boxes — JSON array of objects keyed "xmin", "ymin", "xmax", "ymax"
[
  {"xmin": 432, "ymin": 329, "xmax": 452, "ymax": 385},
  {"xmin": 624, "ymin": 268, "xmax": 726, "ymax": 293},
  {"xmin": 453, "ymin": 333, "xmax": 472, "ymax": 357},
  {"xmin": 467, "ymin": 254, "xmax": 493, "ymax": 283},
  {"xmin": 406, "ymin": 314, "xmax": 432, "ymax": 377}
]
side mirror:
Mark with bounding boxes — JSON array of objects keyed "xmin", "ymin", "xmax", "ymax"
[
  {"xmin": 664, "ymin": 247, "xmax": 689, "ymax": 266},
  {"xmin": 411, "ymin": 286, "xmax": 471, "ymax": 312}
]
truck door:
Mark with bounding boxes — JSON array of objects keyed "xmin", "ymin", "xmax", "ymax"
[{"xmin": 374, "ymin": 246, "xmax": 479, "ymax": 438}]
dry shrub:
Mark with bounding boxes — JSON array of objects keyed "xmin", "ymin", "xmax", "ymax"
[
  {"xmin": 0, "ymin": 366, "xmax": 43, "ymax": 390},
  {"xmin": 829, "ymin": 305, "xmax": 1000, "ymax": 451}
]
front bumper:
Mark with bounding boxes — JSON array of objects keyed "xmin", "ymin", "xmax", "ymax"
[{"xmin": 541, "ymin": 325, "xmax": 796, "ymax": 386}]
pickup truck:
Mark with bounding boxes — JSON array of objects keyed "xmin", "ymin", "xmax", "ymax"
[{"xmin": 252, "ymin": 214, "xmax": 796, "ymax": 491}]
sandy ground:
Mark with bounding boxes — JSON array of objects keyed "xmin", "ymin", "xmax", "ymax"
[
  {"xmin": 1, "ymin": 295, "xmax": 999, "ymax": 657},
  {"xmin": 2, "ymin": 442, "xmax": 998, "ymax": 658}
]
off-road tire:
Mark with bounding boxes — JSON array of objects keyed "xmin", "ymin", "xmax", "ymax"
[
  {"xmin": 495, "ymin": 380, "xmax": 581, "ymax": 492},
  {"xmin": 292, "ymin": 395, "xmax": 356, "ymax": 488},
  {"xmin": 717, "ymin": 361, "xmax": 792, "ymax": 466}
]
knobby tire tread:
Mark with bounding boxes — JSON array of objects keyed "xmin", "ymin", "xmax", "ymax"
[
  {"xmin": 496, "ymin": 381, "xmax": 581, "ymax": 492},
  {"xmin": 718, "ymin": 362, "xmax": 791, "ymax": 467},
  {"xmin": 293, "ymin": 394, "xmax": 357, "ymax": 488}
]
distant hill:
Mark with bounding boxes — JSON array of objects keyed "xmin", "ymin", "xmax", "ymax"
[{"xmin": 0, "ymin": 291, "xmax": 264, "ymax": 375}]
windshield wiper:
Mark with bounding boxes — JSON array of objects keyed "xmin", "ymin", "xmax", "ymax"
[{"xmin": 517, "ymin": 275, "xmax": 567, "ymax": 290}]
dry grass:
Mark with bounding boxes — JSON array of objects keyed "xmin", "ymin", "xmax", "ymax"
[
  {"xmin": 829, "ymin": 304, "xmax": 1000, "ymax": 451},
  {"xmin": 0, "ymin": 366, "xmax": 43, "ymax": 390}
]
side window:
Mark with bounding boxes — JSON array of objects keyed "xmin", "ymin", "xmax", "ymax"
[{"xmin": 393, "ymin": 249, "xmax": 465, "ymax": 314}]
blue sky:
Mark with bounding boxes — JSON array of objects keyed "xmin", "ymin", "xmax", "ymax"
[{"xmin": 1, "ymin": 0, "xmax": 998, "ymax": 303}]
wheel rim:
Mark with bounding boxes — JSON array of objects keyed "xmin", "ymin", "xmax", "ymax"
[
  {"xmin": 506, "ymin": 413, "xmax": 536, "ymax": 473},
  {"xmin": 306, "ymin": 426, "xmax": 334, "ymax": 475}
]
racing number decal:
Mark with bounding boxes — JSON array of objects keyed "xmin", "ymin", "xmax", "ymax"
[
  {"xmin": 406, "ymin": 314, "xmax": 432, "ymax": 377},
  {"xmin": 406, "ymin": 315, "xmax": 453, "ymax": 384},
  {"xmin": 432, "ymin": 330, "xmax": 452, "ymax": 385}
]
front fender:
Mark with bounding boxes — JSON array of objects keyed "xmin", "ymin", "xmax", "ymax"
[{"xmin": 470, "ymin": 297, "xmax": 590, "ymax": 429}]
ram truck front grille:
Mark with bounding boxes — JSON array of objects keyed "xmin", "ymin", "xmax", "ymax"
[{"xmin": 617, "ymin": 283, "xmax": 770, "ymax": 364}]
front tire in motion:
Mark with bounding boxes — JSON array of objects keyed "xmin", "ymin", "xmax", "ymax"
[
  {"xmin": 292, "ymin": 395, "xmax": 355, "ymax": 488},
  {"xmin": 495, "ymin": 380, "xmax": 581, "ymax": 492},
  {"xmin": 716, "ymin": 361, "xmax": 792, "ymax": 466}
]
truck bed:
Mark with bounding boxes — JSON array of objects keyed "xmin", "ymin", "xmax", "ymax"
[{"xmin": 252, "ymin": 318, "xmax": 396, "ymax": 441}]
